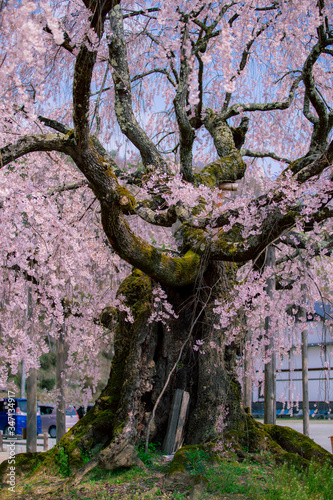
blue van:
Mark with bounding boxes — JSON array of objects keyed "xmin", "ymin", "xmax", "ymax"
[{"xmin": 0, "ymin": 398, "xmax": 42, "ymax": 435}]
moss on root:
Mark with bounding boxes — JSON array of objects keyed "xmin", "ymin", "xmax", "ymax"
[
  {"xmin": 169, "ymin": 413, "xmax": 333, "ymax": 484},
  {"xmin": 0, "ymin": 388, "xmax": 123, "ymax": 490},
  {"xmin": 226, "ymin": 414, "xmax": 333, "ymax": 469},
  {"xmin": 0, "ymin": 451, "xmax": 50, "ymax": 482},
  {"xmin": 168, "ymin": 444, "xmax": 215, "ymax": 476},
  {"xmin": 266, "ymin": 424, "xmax": 333, "ymax": 466}
]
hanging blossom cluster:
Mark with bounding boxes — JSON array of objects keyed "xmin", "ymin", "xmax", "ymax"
[
  {"xmin": 184, "ymin": 156, "xmax": 333, "ymax": 395},
  {"xmin": 164, "ymin": 173, "xmax": 221, "ymax": 215},
  {"xmin": 212, "ymin": 243, "xmax": 333, "ymax": 392},
  {"xmin": 113, "ymin": 295, "xmax": 134, "ymax": 324},
  {"xmin": 148, "ymin": 284, "xmax": 179, "ymax": 330},
  {"xmin": 0, "ymin": 153, "xmax": 130, "ymax": 401}
]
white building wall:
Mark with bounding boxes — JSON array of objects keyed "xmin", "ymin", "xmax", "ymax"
[{"xmin": 252, "ymin": 319, "xmax": 333, "ymax": 404}]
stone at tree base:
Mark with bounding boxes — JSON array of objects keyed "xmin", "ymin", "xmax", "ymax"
[
  {"xmin": 189, "ymin": 482, "xmax": 206, "ymax": 500},
  {"xmin": 98, "ymin": 444, "xmax": 146, "ymax": 470}
]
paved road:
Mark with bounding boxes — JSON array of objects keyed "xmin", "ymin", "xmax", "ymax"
[
  {"xmin": 0, "ymin": 421, "xmax": 332, "ymax": 465},
  {"xmin": 0, "ymin": 436, "xmax": 56, "ymax": 464}
]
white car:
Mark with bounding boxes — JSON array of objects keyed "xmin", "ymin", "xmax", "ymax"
[{"xmin": 39, "ymin": 404, "xmax": 79, "ymax": 438}]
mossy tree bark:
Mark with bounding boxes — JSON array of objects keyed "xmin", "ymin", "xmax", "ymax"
[
  {"xmin": 28, "ymin": 260, "xmax": 244, "ymax": 482},
  {"xmin": 60, "ymin": 260, "xmax": 244, "ymax": 475}
]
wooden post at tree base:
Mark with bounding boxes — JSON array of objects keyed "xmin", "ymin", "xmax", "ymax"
[
  {"xmin": 264, "ymin": 246, "xmax": 276, "ymax": 425},
  {"xmin": 56, "ymin": 329, "xmax": 66, "ymax": 443},
  {"xmin": 0, "ymin": 430, "xmax": 3, "ymax": 452},
  {"xmin": 163, "ymin": 389, "xmax": 190, "ymax": 454}
]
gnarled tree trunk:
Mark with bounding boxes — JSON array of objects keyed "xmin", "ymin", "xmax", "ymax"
[{"xmin": 64, "ymin": 261, "xmax": 243, "ymax": 476}]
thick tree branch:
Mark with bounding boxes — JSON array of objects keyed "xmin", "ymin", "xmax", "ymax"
[
  {"xmin": 191, "ymin": 51, "xmax": 204, "ymax": 129},
  {"xmin": 135, "ymin": 198, "xmax": 214, "ymax": 229},
  {"xmin": 38, "ymin": 116, "xmax": 71, "ymax": 134},
  {"xmin": 302, "ymin": 36, "xmax": 333, "ymax": 151},
  {"xmin": 241, "ymin": 148, "xmax": 291, "ymax": 164},
  {"xmin": 224, "ymin": 76, "xmax": 302, "ymax": 119},
  {"xmin": 173, "ymin": 22, "xmax": 195, "ymax": 183},
  {"xmin": 72, "ymin": 1, "xmax": 119, "ymax": 149},
  {"xmin": 47, "ymin": 180, "xmax": 89, "ymax": 196},
  {"xmin": 290, "ymin": 139, "xmax": 333, "ymax": 181},
  {"xmin": 101, "ymin": 201, "xmax": 201, "ymax": 286},
  {"xmin": 131, "ymin": 68, "xmax": 176, "ymax": 87},
  {"xmin": 91, "ymin": 64, "xmax": 109, "ymax": 132},
  {"xmin": 0, "ymin": 133, "xmax": 72, "ymax": 167},
  {"xmin": 24, "ymin": 136, "xmax": 199, "ymax": 286},
  {"xmin": 108, "ymin": 5, "xmax": 165, "ymax": 170},
  {"xmin": 123, "ymin": 7, "xmax": 160, "ymax": 19},
  {"xmin": 73, "ymin": 44, "xmax": 97, "ymax": 149},
  {"xmin": 302, "ymin": 41, "xmax": 330, "ymax": 120},
  {"xmin": 303, "ymin": 95, "xmax": 318, "ymax": 125},
  {"xmin": 82, "ymin": 0, "xmax": 120, "ymax": 37},
  {"xmin": 201, "ymin": 110, "xmax": 246, "ymax": 183},
  {"xmin": 135, "ymin": 204, "xmax": 177, "ymax": 227}
]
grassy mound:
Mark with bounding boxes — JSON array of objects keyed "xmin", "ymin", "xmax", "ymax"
[
  {"xmin": 1, "ymin": 440, "xmax": 333, "ymax": 500},
  {"xmin": 1, "ymin": 414, "xmax": 332, "ymax": 498}
]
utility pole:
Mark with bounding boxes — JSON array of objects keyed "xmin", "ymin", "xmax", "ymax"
[
  {"xmin": 264, "ymin": 246, "xmax": 276, "ymax": 425},
  {"xmin": 243, "ymin": 328, "xmax": 252, "ymax": 412},
  {"xmin": 300, "ymin": 286, "xmax": 309, "ymax": 436},
  {"xmin": 26, "ymin": 286, "xmax": 37, "ymax": 452},
  {"xmin": 56, "ymin": 326, "xmax": 66, "ymax": 443},
  {"xmin": 302, "ymin": 327, "xmax": 309, "ymax": 435},
  {"xmin": 21, "ymin": 360, "xmax": 26, "ymax": 399}
]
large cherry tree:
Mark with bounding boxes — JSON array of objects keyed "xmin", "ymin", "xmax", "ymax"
[{"xmin": 1, "ymin": 0, "xmax": 333, "ymax": 477}]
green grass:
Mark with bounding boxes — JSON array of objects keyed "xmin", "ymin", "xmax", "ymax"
[
  {"xmin": 3, "ymin": 450, "xmax": 333, "ymax": 499},
  {"xmin": 205, "ymin": 459, "xmax": 333, "ymax": 500},
  {"xmin": 136, "ymin": 441, "xmax": 163, "ymax": 468},
  {"xmin": 60, "ymin": 456, "xmax": 333, "ymax": 500}
]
